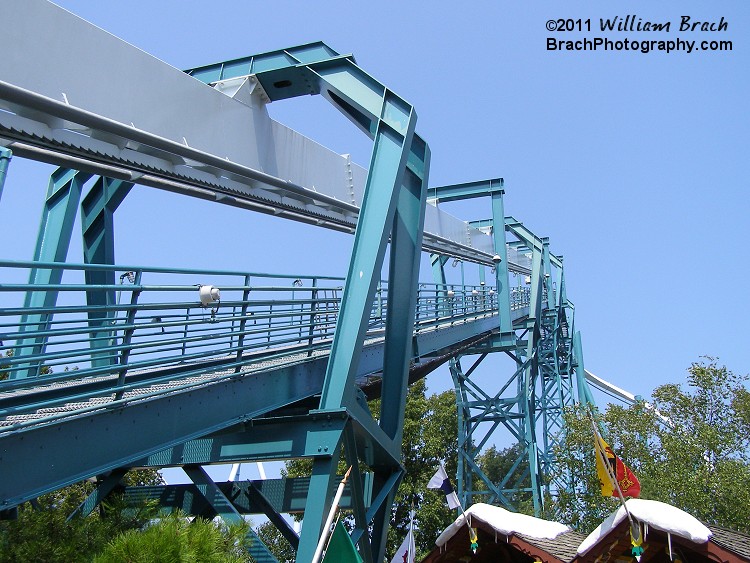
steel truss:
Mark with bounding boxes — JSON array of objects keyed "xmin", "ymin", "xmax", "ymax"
[
  {"xmin": 430, "ymin": 185, "xmax": 589, "ymax": 515},
  {"xmin": 0, "ymin": 4, "xmax": 603, "ymax": 561},
  {"xmin": 189, "ymin": 46, "xmax": 430, "ymax": 562},
  {"xmin": 0, "ymin": 20, "xmax": 495, "ymax": 560}
]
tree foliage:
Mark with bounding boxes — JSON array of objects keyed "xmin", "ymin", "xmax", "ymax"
[
  {"xmin": 255, "ymin": 521, "xmax": 296, "ymax": 563},
  {"xmin": 551, "ymin": 358, "xmax": 750, "ymax": 533},
  {"xmin": 0, "ymin": 470, "xmax": 162, "ymax": 563},
  {"xmin": 382, "ymin": 379, "xmax": 459, "ymax": 560},
  {"xmin": 475, "ymin": 443, "xmax": 533, "ymax": 514},
  {"xmin": 94, "ymin": 511, "xmax": 251, "ymax": 563}
]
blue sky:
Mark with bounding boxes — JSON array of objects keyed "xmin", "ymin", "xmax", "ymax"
[{"xmin": 3, "ymin": 0, "xmax": 749, "ymax": 410}]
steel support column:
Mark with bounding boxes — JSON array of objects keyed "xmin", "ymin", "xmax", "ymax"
[
  {"xmin": 522, "ymin": 237, "xmax": 544, "ymax": 513},
  {"xmin": 296, "ymin": 437, "xmax": 345, "ymax": 563},
  {"xmin": 574, "ymin": 331, "xmax": 594, "ymax": 405},
  {"xmin": 430, "ymin": 254, "xmax": 448, "ymax": 288},
  {"xmin": 80, "ymin": 176, "xmax": 133, "ymax": 367},
  {"xmin": 491, "ymin": 190, "xmax": 514, "ymax": 341},
  {"xmin": 371, "ymin": 146, "xmax": 429, "ymax": 558},
  {"xmin": 14, "ymin": 168, "xmax": 92, "ymax": 379},
  {"xmin": 428, "ymin": 182, "xmax": 550, "ymax": 513},
  {"xmin": 300, "ymin": 97, "xmax": 419, "ymax": 562}
]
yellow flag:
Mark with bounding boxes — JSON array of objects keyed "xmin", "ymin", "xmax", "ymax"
[
  {"xmin": 594, "ymin": 434, "xmax": 641, "ymax": 498},
  {"xmin": 594, "ymin": 434, "xmax": 617, "ymax": 496}
]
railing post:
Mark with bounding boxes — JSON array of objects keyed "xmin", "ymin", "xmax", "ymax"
[
  {"xmin": 307, "ymin": 278, "xmax": 318, "ymax": 357},
  {"xmin": 181, "ymin": 309, "xmax": 190, "ymax": 357},
  {"xmin": 234, "ymin": 275, "xmax": 252, "ymax": 372},
  {"xmin": 267, "ymin": 304, "xmax": 273, "ymax": 346},
  {"xmin": 113, "ymin": 270, "xmax": 143, "ymax": 399}
]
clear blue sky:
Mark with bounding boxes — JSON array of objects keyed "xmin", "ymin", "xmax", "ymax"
[{"xmin": 3, "ymin": 0, "xmax": 749, "ymax": 408}]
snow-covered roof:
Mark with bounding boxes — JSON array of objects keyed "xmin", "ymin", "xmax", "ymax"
[
  {"xmin": 577, "ymin": 499, "xmax": 713, "ymax": 555},
  {"xmin": 435, "ymin": 503, "xmax": 571, "ymax": 548}
]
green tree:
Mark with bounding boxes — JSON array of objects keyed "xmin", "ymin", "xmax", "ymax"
[
  {"xmin": 382, "ymin": 380, "xmax": 459, "ymax": 560},
  {"xmin": 551, "ymin": 358, "xmax": 750, "ymax": 533},
  {"xmin": 475, "ymin": 443, "xmax": 533, "ymax": 514},
  {"xmin": 94, "ymin": 511, "xmax": 251, "ymax": 563},
  {"xmin": 0, "ymin": 470, "xmax": 163, "ymax": 563},
  {"xmin": 0, "ymin": 350, "xmax": 52, "ymax": 380},
  {"xmin": 255, "ymin": 521, "xmax": 295, "ymax": 563},
  {"xmin": 0, "ymin": 351, "xmax": 11, "ymax": 381}
]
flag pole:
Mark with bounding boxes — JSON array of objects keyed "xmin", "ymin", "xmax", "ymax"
[
  {"xmin": 408, "ymin": 504, "xmax": 415, "ymax": 562},
  {"xmin": 429, "ymin": 462, "xmax": 475, "ymax": 548},
  {"xmin": 588, "ymin": 412, "xmax": 645, "ymax": 559},
  {"xmin": 312, "ymin": 466, "xmax": 353, "ymax": 563},
  {"xmin": 441, "ymin": 461, "xmax": 473, "ymax": 536}
]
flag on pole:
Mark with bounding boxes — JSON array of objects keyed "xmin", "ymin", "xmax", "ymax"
[
  {"xmin": 390, "ymin": 513, "xmax": 415, "ymax": 563},
  {"xmin": 322, "ymin": 522, "xmax": 363, "ymax": 563},
  {"xmin": 428, "ymin": 463, "xmax": 461, "ymax": 509},
  {"xmin": 594, "ymin": 434, "xmax": 641, "ymax": 498}
]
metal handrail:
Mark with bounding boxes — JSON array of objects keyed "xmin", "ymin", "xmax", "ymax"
[{"xmin": 0, "ymin": 260, "xmax": 526, "ymax": 429}]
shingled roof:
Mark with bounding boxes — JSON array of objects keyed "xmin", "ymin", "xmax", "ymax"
[
  {"xmin": 420, "ymin": 504, "xmax": 581, "ymax": 563},
  {"xmin": 710, "ymin": 525, "xmax": 750, "ymax": 560},
  {"xmin": 515, "ymin": 530, "xmax": 588, "ymax": 563}
]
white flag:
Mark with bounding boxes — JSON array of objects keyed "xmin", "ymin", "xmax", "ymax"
[
  {"xmin": 390, "ymin": 513, "xmax": 416, "ymax": 563},
  {"xmin": 427, "ymin": 463, "xmax": 461, "ymax": 510}
]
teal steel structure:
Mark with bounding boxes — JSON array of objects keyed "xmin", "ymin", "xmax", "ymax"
[
  {"xmin": 0, "ymin": 147, "xmax": 10, "ymax": 202},
  {"xmin": 0, "ymin": 30, "xmax": 603, "ymax": 561},
  {"xmin": 429, "ymin": 182, "xmax": 588, "ymax": 514},
  {"xmin": 184, "ymin": 44, "xmax": 437, "ymax": 561}
]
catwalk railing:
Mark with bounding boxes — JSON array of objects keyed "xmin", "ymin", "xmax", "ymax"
[{"xmin": 0, "ymin": 259, "xmax": 530, "ymax": 432}]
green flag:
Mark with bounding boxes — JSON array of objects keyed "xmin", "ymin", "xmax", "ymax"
[{"xmin": 322, "ymin": 522, "xmax": 363, "ymax": 563}]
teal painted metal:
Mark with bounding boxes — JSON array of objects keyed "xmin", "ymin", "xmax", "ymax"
[
  {"xmin": 192, "ymin": 44, "xmax": 431, "ymax": 563},
  {"xmin": 185, "ymin": 42, "xmax": 342, "ymax": 89},
  {"xmin": 369, "ymin": 143, "xmax": 429, "ymax": 562},
  {"xmin": 184, "ymin": 465, "xmax": 277, "ymax": 563},
  {"xmin": 244, "ymin": 482, "xmax": 301, "ymax": 550},
  {"xmin": 68, "ymin": 468, "xmax": 128, "ymax": 520},
  {"xmin": 427, "ymin": 182, "xmax": 557, "ymax": 512},
  {"xmin": 491, "ymin": 190, "xmax": 514, "ymax": 340},
  {"xmin": 520, "ymin": 232, "xmax": 544, "ymax": 513},
  {"xmin": 574, "ymin": 331, "xmax": 594, "ymax": 405},
  {"xmin": 318, "ymin": 95, "xmax": 416, "ymax": 411},
  {"xmin": 430, "ymin": 200, "xmax": 582, "ymax": 516},
  {"xmin": 430, "ymin": 254, "xmax": 448, "ymax": 287},
  {"xmin": 535, "ymin": 239, "xmax": 576, "ymax": 499},
  {"xmin": 81, "ymin": 177, "xmax": 133, "ymax": 368},
  {"xmin": 122, "ymin": 475, "xmax": 370, "ymax": 517},
  {"xmin": 428, "ymin": 178, "xmax": 505, "ymax": 203},
  {"xmin": 0, "ymin": 147, "xmax": 10, "ymax": 202},
  {"xmin": 299, "ymin": 440, "xmax": 345, "ymax": 563},
  {"xmin": 0, "ymin": 37, "xmax": 603, "ymax": 562},
  {"xmin": 14, "ymin": 168, "xmax": 92, "ymax": 379}
]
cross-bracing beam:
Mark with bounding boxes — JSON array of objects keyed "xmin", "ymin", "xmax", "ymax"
[
  {"xmin": 0, "ymin": 3, "xmax": 609, "ymax": 559},
  {"xmin": 430, "ymin": 184, "xmax": 586, "ymax": 516}
]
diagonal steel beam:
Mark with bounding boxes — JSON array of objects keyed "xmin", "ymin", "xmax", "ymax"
[{"xmin": 14, "ymin": 168, "xmax": 92, "ymax": 379}]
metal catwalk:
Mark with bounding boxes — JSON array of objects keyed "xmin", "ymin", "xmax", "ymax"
[{"xmin": 0, "ymin": 2, "xmax": 614, "ymax": 561}]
